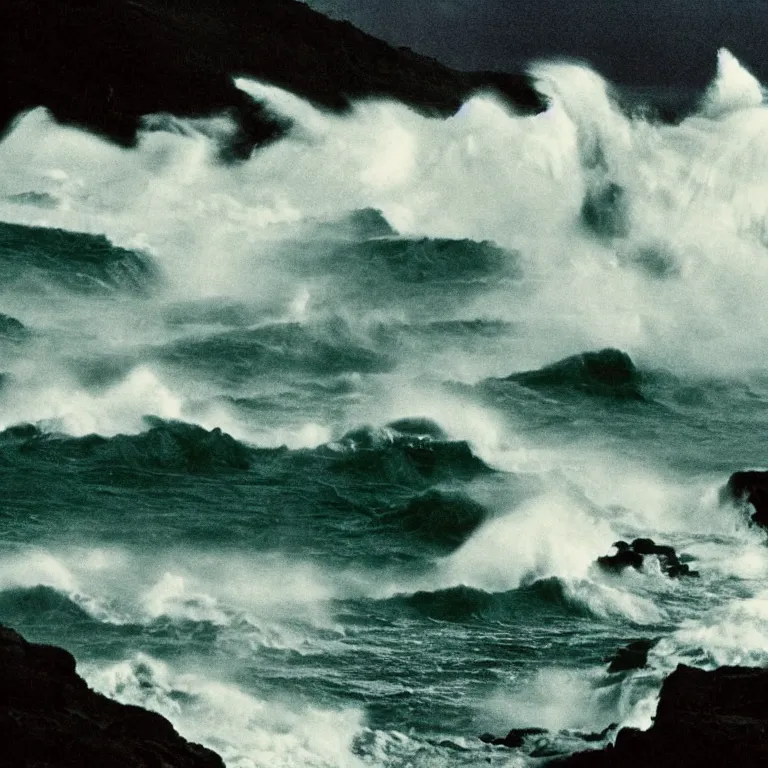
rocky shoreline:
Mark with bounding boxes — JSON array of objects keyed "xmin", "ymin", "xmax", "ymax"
[
  {"xmin": 0, "ymin": 624, "xmax": 223, "ymax": 767},
  {"xmin": 4, "ymin": 619, "xmax": 768, "ymax": 767},
  {"xmin": 481, "ymin": 467, "xmax": 768, "ymax": 767},
  {"xmin": 550, "ymin": 664, "xmax": 768, "ymax": 767},
  {"xmin": 0, "ymin": 0, "xmax": 544, "ymax": 158}
]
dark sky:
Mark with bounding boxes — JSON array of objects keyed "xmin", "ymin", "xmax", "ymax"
[{"xmin": 303, "ymin": 0, "xmax": 768, "ymax": 88}]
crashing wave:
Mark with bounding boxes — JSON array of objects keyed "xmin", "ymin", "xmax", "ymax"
[{"xmin": 701, "ymin": 49, "xmax": 765, "ymax": 119}]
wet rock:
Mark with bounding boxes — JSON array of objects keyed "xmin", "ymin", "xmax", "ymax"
[
  {"xmin": 551, "ymin": 665, "xmax": 768, "ymax": 767},
  {"xmin": 605, "ymin": 638, "xmax": 658, "ymax": 673},
  {"xmin": 480, "ymin": 727, "xmax": 549, "ymax": 748},
  {"xmin": 597, "ymin": 540, "xmax": 644, "ymax": 572},
  {"xmin": 724, "ymin": 470, "xmax": 768, "ymax": 529},
  {"xmin": 0, "ymin": 624, "xmax": 223, "ymax": 767},
  {"xmin": 597, "ymin": 538, "xmax": 699, "ymax": 578},
  {"xmin": 575, "ymin": 724, "xmax": 619, "ymax": 742}
]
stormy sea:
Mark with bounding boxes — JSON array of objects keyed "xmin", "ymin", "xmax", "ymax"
[{"xmin": 1, "ymin": 46, "xmax": 768, "ymax": 766}]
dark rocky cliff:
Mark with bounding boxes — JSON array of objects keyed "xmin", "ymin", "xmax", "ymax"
[
  {"xmin": 0, "ymin": 0, "xmax": 544, "ymax": 157},
  {"xmin": 551, "ymin": 664, "xmax": 768, "ymax": 768},
  {"xmin": 0, "ymin": 624, "xmax": 224, "ymax": 767}
]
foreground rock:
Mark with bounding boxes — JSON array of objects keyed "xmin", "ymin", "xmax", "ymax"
[
  {"xmin": 724, "ymin": 470, "xmax": 768, "ymax": 529},
  {"xmin": 0, "ymin": 0, "xmax": 544, "ymax": 157},
  {"xmin": 551, "ymin": 665, "xmax": 768, "ymax": 767},
  {"xmin": 0, "ymin": 624, "xmax": 223, "ymax": 767},
  {"xmin": 597, "ymin": 538, "xmax": 699, "ymax": 578},
  {"xmin": 480, "ymin": 727, "xmax": 548, "ymax": 749}
]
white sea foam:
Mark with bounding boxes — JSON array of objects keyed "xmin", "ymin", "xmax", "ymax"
[
  {"xmin": 1, "ymin": 50, "xmax": 768, "ymax": 443},
  {"xmin": 83, "ymin": 653, "xmax": 367, "ymax": 768},
  {"xmin": 702, "ymin": 49, "xmax": 765, "ymax": 118}
]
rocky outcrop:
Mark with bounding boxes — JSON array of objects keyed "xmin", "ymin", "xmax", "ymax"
[
  {"xmin": 0, "ymin": 624, "xmax": 224, "ymax": 767},
  {"xmin": 551, "ymin": 665, "xmax": 768, "ymax": 767},
  {"xmin": 0, "ymin": 0, "xmax": 544, "ymax": 157},
  {"xmin": 480, "ymin": 727, "xmax": 548, "ymax": 749},
  {"xmin": 597, "ymin": 538, "xmax": 699, "ymax": 578},
  {"xmin": 723, "ymin": 470, "xmax": 768, "ymax": 529},
  {"xmin": 605, "ymin": 638, "xmax": 658, "ymax": 674}
]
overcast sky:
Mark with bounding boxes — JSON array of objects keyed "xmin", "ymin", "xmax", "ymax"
[{"xmin": 303, "ymin": 0, "xmax": 768, "ymax": 88}]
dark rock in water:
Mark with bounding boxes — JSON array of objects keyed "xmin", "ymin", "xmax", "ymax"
[
  {"xmin": 576, "ymin": 724, "xmax": 619, "ymax": 743},
  {"xmin": 0, "ymin": 313, "xmax": 28, "ymax": 342},
  {"xmin": 505, "ymin": 349, "xmax": 643, "ymax": 400},
  {"xmin": 724, "ymin": 470, "xmax": 768, "ymax": 529},
  {"xmin": 605, "ymin": 638, "xmax": 658, "ymax": 673},
  {"xmin": 480, "ymin": 727, "xmax": 549, "ymax": 748},
  {"xmin": 581, "ymin": 183, "xmax": 630, "ymax": 238},
  {"xmin": 0, "ymin": 0, "xmax": 544, "ymax": 156},
  {"xmin": 597, "ymin": 540, "xmax": 644, "ymax": 572},
  {"xmin": 551, "ymin": 665, "xmax": 768, "ymax": 767},
  {"xmin": 0, "ymin": 624, "xmax": 223, "ymax": 767},
  {"xmin": 597, "ymin": 538, "xmax": 699, "ymax": 578},
  {"xmin": 0, "ymin": 221, "xmax": 159, "ymax": 295}
]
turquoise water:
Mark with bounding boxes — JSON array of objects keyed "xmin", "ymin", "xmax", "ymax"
[{"xmin": 1, "ymin": 51, "xmax": 768, "ymax": 766}]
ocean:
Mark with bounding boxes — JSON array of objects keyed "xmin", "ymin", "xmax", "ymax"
[{"xmin": 1, "ymin": 48, "xmax": 767, "ymax": 766}]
